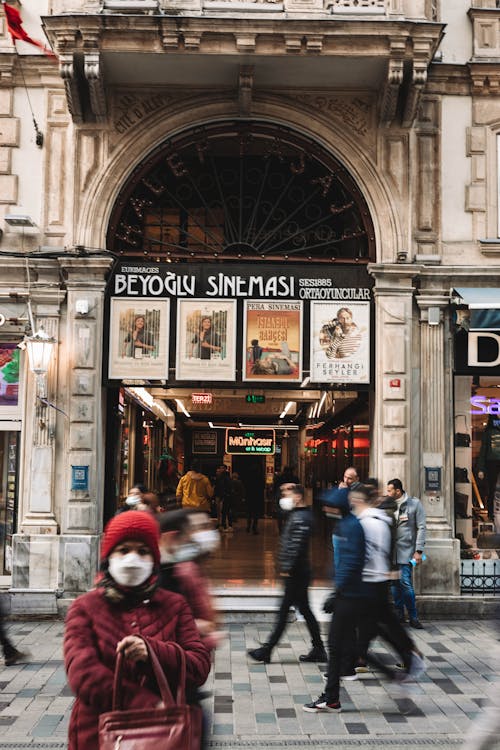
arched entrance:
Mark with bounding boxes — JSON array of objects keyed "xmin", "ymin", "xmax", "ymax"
[
  {"xmin": 104, "ymin": 120, "xmax": 376, "ymax": 586},
  {"xmin": 106, "ymin": 121, "xmax": 375, "ymax": 264}
]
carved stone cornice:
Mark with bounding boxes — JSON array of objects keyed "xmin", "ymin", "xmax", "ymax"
[
  {"xmin": 42, "ymin": 13, "xmax": 444, "ymax": 124},
  {"xmin": 468, "ymin": 62, "xmax": 500, "ymax": 95}
]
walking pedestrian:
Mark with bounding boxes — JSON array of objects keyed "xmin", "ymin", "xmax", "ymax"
[
  {"xmin": 230, "ymin": 472, "xmax": 246, "ymax": 527},
  {"xmin": 63, "ymin": 510, "xmax": 211, "ymax": 750},
  {"xmin": 303, "ymin": 484, "xmax": 365, "ymax": 713},
  {"xmin": 248, "ymin": 484, "xmax": 327, "ymax": 665},
  {"xmin": 0, "ymin": 593, "xmax": 26, "ymax": 666},
  {"xmin": 176, "ymin": 459, "xmax": 213, "ymax": 513},
  {"xmin": 349, "ymin": 484, "xmax": 426, "ymax": 682},
  {"xmin": 387, "ymin": 478, "xmax": 426, "ymax": 628},
  {"xmin": 273, "ymin": 465, "xmax": 299, "ymax": 533},
  {"xmin": 215, "ymin": 465, "xmax": 233, "ymax": 532}
]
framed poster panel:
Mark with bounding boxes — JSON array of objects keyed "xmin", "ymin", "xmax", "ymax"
[
  {"xmin": 108, "ymin": 297, "xmax": 169, "ymax": 380},
  {"xmin": 243, "ymin": 300, "xmax": 302, "ymax": 382},
  {"xmin": 310, "ymin": 301, "xmax": 370, "ymax": 384},
  {"xmin": 176, "ymin": 299, "xmax": 236, "ymax": 382},
  {"xmin": 0, "ymin": 344, "xmax": 23, "ymax": 419}
]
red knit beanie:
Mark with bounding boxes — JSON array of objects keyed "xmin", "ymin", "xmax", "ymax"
[{"xmin": 101, "ymin": 511, "xmax": 160, "ymax": 566}]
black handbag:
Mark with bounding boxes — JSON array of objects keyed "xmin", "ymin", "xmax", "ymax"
[
  {"xmin": 455, "ymin": 467, "xmax": 469, "ymax": 483},
  {"xmin": 454, "ymin": 415, "xmax": 471, "ymax": 447}
]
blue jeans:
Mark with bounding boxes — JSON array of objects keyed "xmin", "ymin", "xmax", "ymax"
[{"xmin": 391, "ymin": 563, "xmax": 418, "ymax": 621}]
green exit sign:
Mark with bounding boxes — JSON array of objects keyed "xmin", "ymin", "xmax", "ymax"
[{"xmin": 245, "ymin": 394, "xmax": 266, "ymax": 404}]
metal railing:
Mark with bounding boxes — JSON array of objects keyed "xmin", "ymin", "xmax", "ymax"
[{"xmin": 460, "ymin": 560, "xmax": 500, "ymax": 595}]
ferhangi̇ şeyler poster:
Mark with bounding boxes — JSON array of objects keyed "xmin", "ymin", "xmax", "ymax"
[
  {"xmin": 243, "ymin": 300, "xmax": 303, "ymax": 382},
  {"xmin": 310, "ymin": 301, "xmax": 370, "ymax": 384},
  {"xmin": 176, "ymin": 299, "xmax": 237, "ymax": 381},
  {"xmin": 108, "ymin": 297, "xmax": 169, "ymax": 379}
]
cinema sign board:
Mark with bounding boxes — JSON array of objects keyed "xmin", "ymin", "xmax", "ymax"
[{"xmin": 225, "ymin": 428, "xmax": 275, "ymax": 455}]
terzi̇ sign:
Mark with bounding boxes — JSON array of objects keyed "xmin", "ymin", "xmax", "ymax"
[{"xmin": 225, "ymin": 428, "xmax": 275, "ymax": 455}]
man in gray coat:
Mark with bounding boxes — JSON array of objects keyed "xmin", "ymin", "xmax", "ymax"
[{"xmin": 386, "ymin": 478, "xmax": 426, "ymax": 629}]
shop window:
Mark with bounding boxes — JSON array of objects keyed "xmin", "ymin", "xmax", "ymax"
[{"xmin": 454, "ymin": 375, "xmax": 500, "ymax": 558}]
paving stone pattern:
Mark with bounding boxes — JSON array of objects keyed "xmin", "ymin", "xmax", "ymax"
[{"xmin": 0, "ymin": 618, "xmax": 498, "ymax": 748}]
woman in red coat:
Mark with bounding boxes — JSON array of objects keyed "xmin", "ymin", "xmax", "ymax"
[{"xmin": 64, "ymin": 510, "xmax": 211, "ymax": 750}]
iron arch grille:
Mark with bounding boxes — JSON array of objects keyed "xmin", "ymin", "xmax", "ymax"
[{"xmin": 107, "ymin": 122, "xmax": 375, "ymax": 264}]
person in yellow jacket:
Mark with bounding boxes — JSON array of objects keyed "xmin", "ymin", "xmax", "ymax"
[{"xmin": 176, "ymin": 459, "xmax": 213, "ymax": 512}]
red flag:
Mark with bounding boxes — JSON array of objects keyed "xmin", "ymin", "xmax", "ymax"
[{"xmin": 3, "ymin": 3, "xmax": 56, "ymax": 58}]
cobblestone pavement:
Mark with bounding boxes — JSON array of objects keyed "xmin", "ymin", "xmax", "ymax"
[{"xmin": 0, "ymin": 617, "xmax": 499, "ymax": 748}]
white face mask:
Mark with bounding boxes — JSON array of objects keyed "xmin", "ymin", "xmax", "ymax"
[
  {"xmin": 279, "ymin": 497, "xmax": 294, "ymax": 512},
  {"xmin": 108, "ymin": 552, "xmax": 154, "ymax": 587},
  {"xmin": 173, "ymin": 543, "xmax": 200, "ymax": 563},
  {"xmin": 191, "ymin": 529, "xmax": 220, "ymax": 554}
]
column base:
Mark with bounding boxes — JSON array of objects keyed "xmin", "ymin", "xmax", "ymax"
[
  {"xmin": 11, "ymin": 533, "xmax": 100, "ymax": 606},
  {"xmin": 417, "ymin": 537, "xmax": 461, "ymax": 596},
  {"xmin": 19, "ymin": 514, "xmax": 59, "ymax": 535}
]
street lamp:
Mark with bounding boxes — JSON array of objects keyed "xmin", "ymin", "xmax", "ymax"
[{"xmin": 24, "ymin": 328, "xmax": 56, "ymax": 399}]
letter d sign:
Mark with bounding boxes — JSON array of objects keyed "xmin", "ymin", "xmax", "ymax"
[{"xmin": 468, "ymin": 332, "xmax": 500, "ymax": 367}]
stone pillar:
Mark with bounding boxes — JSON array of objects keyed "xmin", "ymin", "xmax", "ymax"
[
  {"xmin": 11, "ymin": 262, "xmax": 64, "ymax": 613},
  {"xmin": 10, "ymin": 257, "xmax": 113, "ymax": 614},
  {"xmin": 60, "ymin": 258, "xmax": 113, "ymax": 596},
  {"xmin": 416, "ymin": 293, "xmax": 460, "ymax": 598},
  {"xmin": 369, "ymin": 265, "xmax": 417, "ymax": 489}
]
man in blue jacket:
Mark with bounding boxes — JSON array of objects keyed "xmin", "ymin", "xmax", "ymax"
[{"xmin": 303, "ymin": 484, "xmax": 366, "ymax": 713}]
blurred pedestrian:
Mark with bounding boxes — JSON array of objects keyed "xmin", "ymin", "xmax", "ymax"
[
  {"xmin": 176, "ymin": 459, "xmax": 213, "ymax": 513},
  {"xmin": 215, "ymin": 465, "xmax": 233, "ymax": 532},
  {"xmin": 303, "ymin": 484, "xmax": 365, "ymax": 713},
  {"xmin": 248, "ymin": 484, "xmax": 327, "ymax": 665},
  {"xmin": 349, "ymin": 484, "xmax": 426, "ymax": 682},
  {"xmin": 273, "ymin": 465, "xmax": 299, "ymax": 533},
  {"xmin": 387, "ymin": 478, "xmax": 426, "ymax": 628},
  {"xmin": 64, "ymin": 510, "xmax": 211, "ymax": 750},
  {"xmin": 0, "ymin": 593, "xmax": 26, "ymax": 666},
  {"xmin": 114, "ymin": 482, "xmax": 147, "ymax": 515},
  {"xmin": 158, "ymin": 509, "xmax": 223, "ymax": 651}
]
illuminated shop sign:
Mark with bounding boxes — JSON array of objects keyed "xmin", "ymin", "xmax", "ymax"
[
  {"xmin": 225, "ymin": 428, "xmax": 275, "ymax": 455},
  {"xmin": 191, "ymin": 393, "xmax": 213, "ymax": 405},
  {"xmin": 468, "ymin": 332, "xmax": 500, "ymax": 368},
  {"xmin": 470, "ymin": 396, "xmax": 500, "ymax": 415},
  {"xmin": 111, "ymin": 263, "xmax": 371, "ymax": 301}
]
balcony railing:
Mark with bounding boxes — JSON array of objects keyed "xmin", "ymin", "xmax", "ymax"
[{"xmin": 99, "ymin": 0, "xmax": 397, "ymax": 15}]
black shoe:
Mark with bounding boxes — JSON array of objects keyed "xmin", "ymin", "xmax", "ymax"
[
  {"xmin": 4, "ymin": 648, "xmax": 27, "ymax": 666},
  {"xmin": 248, "ymin": 645, "xmax": 272, "ymax": 664},
  {"xmin": 303, "ymin": 693, "xmax": 341, "ymax": 713},
  {"xmin": 299, "ymin": 646, "xmax": 328, "ymax": 663},
  {"xmin": 409, "ymin": 618, "xmax": 424, "ymax": 630}
]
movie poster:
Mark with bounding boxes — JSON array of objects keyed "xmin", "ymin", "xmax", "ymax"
[
  {"xmin": 310, "ymin": 302, "xmax": 370, "ymax": 384},
  {"xmin": 176, "ymin": 299, "xmax": 236, "ymax": 382},
  {"xmin": 243, "ymin": 300, "xmax": 302, "ymax": 382},
  {"xmin": 108, "ymin": 298, "xmax": 169, "ymax": 379},
  {"xmin": 0, "ymin": 344, "xmax": 20, "ymax": 407}
]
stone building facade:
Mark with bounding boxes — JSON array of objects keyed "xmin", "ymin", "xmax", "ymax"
[{"xmin": 1, "ymin": 0, "xmax": 499, "ymax": 612}]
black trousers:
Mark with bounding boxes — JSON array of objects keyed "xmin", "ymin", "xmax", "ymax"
[
  {"xmin": 325, "ymin": 597, "xmax": 364, "ymax": 702},
  {"xmin": 357, "ymin": 581, "xmax": 415, "ymax": 675},
  {"xmin": 246, "ymin": 507, "xmax": 258, "ymax": 532},
  {"xmin": 221, "ymin": 497, "xmax": 233, "ymax": 528},
  {"xmin": 268, "ymin": 571, "xmax": 323, "ymax": 650}
]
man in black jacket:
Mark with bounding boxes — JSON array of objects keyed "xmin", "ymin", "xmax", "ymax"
[{"xmin": 248, "ymin": 484, "xmax": 327, "ymax": 664}]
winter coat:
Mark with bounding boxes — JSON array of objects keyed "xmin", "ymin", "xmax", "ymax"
[
  {"xmin": 158, "ymin": 560, "xmax": 218, "ymax": 651},
  {"xmin": 64, "ymin": 586, "xmax": 211, "ymax": 750},
  {"xmin": 176, "ymin": 470, "xmax": 213, "ymax": 511},
  {"xmin": 322, "ymin": 486, "xmax": 365, "ymax": 597},
  {"xmin": 357, "ymin": 507, "xmax": 392, "ymax": 584},
  {"xmin": 278, "ymin": 506, "xmax": 314, "ymax": 575},
  {"xmin": 393, "ymin": 494, "xmax": 426, "ymax": 565}
]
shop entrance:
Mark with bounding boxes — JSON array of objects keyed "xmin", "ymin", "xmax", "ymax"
[
  {"xmin": 232, "ymin": 455, "xmax": 265, "ymax": 520},
  {"xmin": 0, "ymin": 430, "xmax": 19, "ymax": 575}
]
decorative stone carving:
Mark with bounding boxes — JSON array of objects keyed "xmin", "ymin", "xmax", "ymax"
[
  {"xmin": 60, "ymin": 53, "xmax": 83, "ymax": 122},
  {"xmin": 238, "ymin": 65, "xmax": 254, "ymax": 115},
  {"xmin": 85, "ymin": 51, "xmax": 107, "ymax": 121},
  {"xmin": 380, "ymin": 56, "xmax": 404, "ymax": 126}
]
